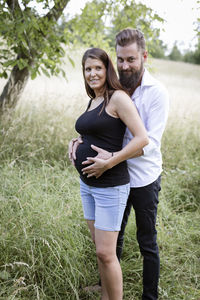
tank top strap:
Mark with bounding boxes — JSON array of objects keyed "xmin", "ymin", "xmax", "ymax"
[{"xmin": 86, "ymin": 99, "xmax": 93, "ymax": 111}]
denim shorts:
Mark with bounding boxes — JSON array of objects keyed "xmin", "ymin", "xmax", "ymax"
[{"xmin": 80, "ymin": 179, "xmax": 130, "ymax": 231}]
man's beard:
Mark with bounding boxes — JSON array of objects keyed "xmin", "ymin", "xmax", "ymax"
[{"xmin": 119, "ymin": 62, "xmax": 144, "ymax": 95}]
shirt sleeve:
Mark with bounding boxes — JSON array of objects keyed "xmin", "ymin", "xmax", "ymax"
[{"xmin": 143, "ymin": 85, "xmax": 169, "ymax": 156}]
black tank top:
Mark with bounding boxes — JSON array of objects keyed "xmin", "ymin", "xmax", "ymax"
[{"xmin": 75, "ymin": 99, "xmax": 129, "ymax": 187}]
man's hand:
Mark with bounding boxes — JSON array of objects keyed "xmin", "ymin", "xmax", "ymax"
[
  {"xmin": 82, "ymin": 145, "xmax": 112, "ymax": 178},
  {"xmin": 82, "ymin": 145, "xmax": 111, "ymax": 164},
  {"xmin": 68, "ymin": 136, "xmax": 83, "ymax": 165},
  {"xmin": 82, "ymin": 157, "xmax": 110, "ymax": 178}
]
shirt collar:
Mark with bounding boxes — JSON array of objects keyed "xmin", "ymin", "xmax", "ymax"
[
  {"xmin": 141, "ymin": 68, "xmax": 157, "ymax": 87},
  {"xmin": 132, "ymin": 68, "xmax": 157, "ymax": 99}
]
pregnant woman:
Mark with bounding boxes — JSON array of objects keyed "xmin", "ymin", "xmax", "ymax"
[{"xmin": 72, "ymin": 47, "xmax": 148, "ymax": 300}]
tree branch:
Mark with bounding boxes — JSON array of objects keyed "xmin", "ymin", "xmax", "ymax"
[
  {"xmin": 45, "ymin": 0, "xmax": 70, "ymax": 22},
  {"xmin": 6, "ymin": 0, "xmax": 21, "ymax": 13}
]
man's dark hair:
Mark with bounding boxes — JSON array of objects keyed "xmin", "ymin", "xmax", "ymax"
[{"xmin": 116, "ymin": 28, "xmax": 146, "ymax": 53}]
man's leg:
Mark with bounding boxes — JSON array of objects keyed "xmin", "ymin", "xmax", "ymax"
[
  {"xmin": 132, "ymin": 176, "xmax": 161, "ymax": 300},
  {"xmin": 116, "ymin": 194, "xmax": 132, "ymax": 261}
]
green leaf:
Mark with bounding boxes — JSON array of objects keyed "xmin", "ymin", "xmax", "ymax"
[
  {"xmin": 17, "ymin": 59, "xmax": 28, "ymax": 71},
  {"xmin": 67, "ymin": 55, "xmax": 75, "ymax": 68},
  {"xmin": 3, "ymin": 60, "xmax": 17, "ymax": 68},
  {"xmin": 61, "ymin": 68, "xmax": 67, "ymax": 79},
  {"xmin": 0, "ymin": 71, "xmax": 8, "ymax": 79},
  {"xmin": 31, "ymin": 69, "xmax": 37, "ymax": 80},
  {"xmin": 41, "ymin": 66, "xmax": 50, "ymax": 77}
]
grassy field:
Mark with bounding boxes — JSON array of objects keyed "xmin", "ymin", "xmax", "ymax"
[{"xmin": 0, "ymin": 53, "xmax": 200, "ymax": 299}]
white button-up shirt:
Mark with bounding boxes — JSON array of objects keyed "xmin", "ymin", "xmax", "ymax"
[{"xmin": 123, "ymin": 68, "xmax": 169, "ymax": 187}]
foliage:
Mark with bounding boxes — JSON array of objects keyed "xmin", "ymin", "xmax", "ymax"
[
  {"xmin": 65, "ymin": 0, "xmax": 165, "ymax": 54},
  {"xmin": 110, "ymin": 0, "xmax": 164, "ymax": 51},
  {"xmin": 0, "ymin": 0, "xmax": 70, "ymax": 81},
  {"xmin": 149, "ymin": 39, "xmax": 167, "ymax": 59},
  {"xmin": 183, "ymin": 50, "xmax": 196, "ymax": 64},
  {"xmin": 168, "ymin": 42, "xmax": 183, "ymax": 61},
  {"xmin": 167, "ymin": 39, "xmax": 200, "ymax": 65},
  {"xmin": 193, "ymin": 37, "xmax": 200, "ymax": 64},
  {"xmin": 169, "ymin": 3, "xmax": 200, "ymax": 65},
  {"xmin": 0, "ymin": 0, "xmax": 165, "ymax": 83},
  {"xmin": 66, "ymin": 0, "xmax": 111, "ymax": 50},
  {"xmin": 0, "ymin": 0, "xmax": 167, "ymax": 109},
  {"xmin": 182, "ymin": 38, "xmax": 200, "ymax": 65},
  {"xmin": 190, "ymin": 3, "xmax": 200, "ymax": 64}
]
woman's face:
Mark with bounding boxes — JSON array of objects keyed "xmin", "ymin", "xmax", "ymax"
[{"xmin": 84, "ymin": 58, "xmax": 106, "ymax": 96}]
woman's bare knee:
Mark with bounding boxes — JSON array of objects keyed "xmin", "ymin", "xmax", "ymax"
[{"xmin": 96, "ymin": 248, "xmax": 114, "ymax": 264}]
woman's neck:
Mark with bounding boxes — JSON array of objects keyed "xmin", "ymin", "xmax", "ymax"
[{"xmin": 93, "ymin": 95, "xmax": 104, "ymax": 102}]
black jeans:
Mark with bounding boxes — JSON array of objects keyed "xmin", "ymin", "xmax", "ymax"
[{"xmin": 117, "ymin": 176, "xmax": 161, "ymax": 300}]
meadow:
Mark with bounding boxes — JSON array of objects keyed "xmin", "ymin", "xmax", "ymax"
[{"xmin": 0, "ymin": 51, "xmax": 200, "ymax": 299}]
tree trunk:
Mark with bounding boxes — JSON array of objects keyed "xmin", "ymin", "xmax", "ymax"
[{"xmin": 0, "ymin": 61, "xmax": 33, "ymax": 111}]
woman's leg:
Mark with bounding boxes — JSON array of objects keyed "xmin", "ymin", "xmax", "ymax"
[
  {"xmin": 80, "ymin": 180, "xmax": 103, "ymax": 292},
  {"xmin": 92, "ymin": 183, "xmax": 130, "ymax": 300},
  {"xmin": 81, "ymin": 181, "xmax": 129, "ymax": 299},
  {"xmin": 86, "ymin": 220, "xmax": 118, "ymax": 300},
  {"xmin": 86, "ymin": 221, "xmax": 108, "ymax": 298},
  {"xmin": 95, "ymin": 229, "xmax": 122, "ymax": 300}
]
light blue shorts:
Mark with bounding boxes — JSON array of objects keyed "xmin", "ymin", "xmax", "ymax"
[{"xmin": 80, "ymin": 179, "xmax": 130, "ymax": 231}]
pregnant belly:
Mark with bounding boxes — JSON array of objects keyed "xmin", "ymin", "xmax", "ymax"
[{"xmin": 74, "ymin": 142, "xmax": 97, "ymax": 175}]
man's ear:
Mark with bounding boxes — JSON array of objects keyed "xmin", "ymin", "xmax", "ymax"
[{"xmin": 143, "ymin": 50, "xmax": 148, "ymax": 62}]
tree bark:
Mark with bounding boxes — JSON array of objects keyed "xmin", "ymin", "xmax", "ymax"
[{"xmin": 0, "ymin": 60, "xmax": 34, "ymax": 110}]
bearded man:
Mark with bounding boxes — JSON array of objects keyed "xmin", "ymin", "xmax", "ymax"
[{"xmin": 69, "ymin": 28, "xmax": 169, "ymax": 300}]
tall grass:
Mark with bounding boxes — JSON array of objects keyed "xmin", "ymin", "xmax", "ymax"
[{"xmin": 0, "ymin": 56, "xmax": 200, "ymax": 299}]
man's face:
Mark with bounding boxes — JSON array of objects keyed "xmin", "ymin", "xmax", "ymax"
[{"xmin": 116, "ymin": 43, "xmax": 147, "ymax": 92}]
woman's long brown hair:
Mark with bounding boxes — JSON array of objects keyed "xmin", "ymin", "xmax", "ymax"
[{"xmin": 82, "ymin": 48, "xmax": 126, "ymax": 112}]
